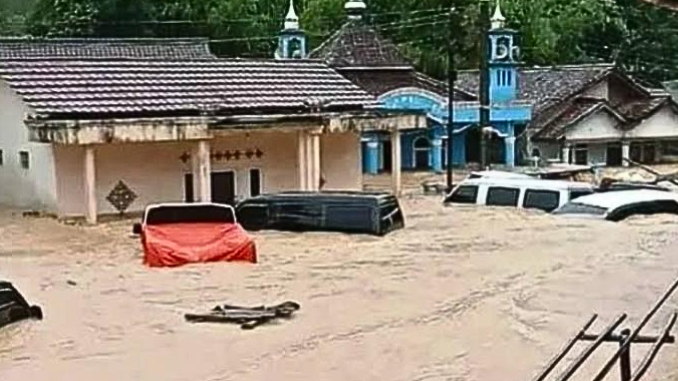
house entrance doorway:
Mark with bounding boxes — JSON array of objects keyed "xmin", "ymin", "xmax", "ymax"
[{"xmin": 211, "ymin": 171, "xmax": 236, "ymax": 205}]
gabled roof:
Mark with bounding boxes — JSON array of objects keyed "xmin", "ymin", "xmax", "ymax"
[
  {"xmin": 0, "ymin": 59, "xmax": 379, "ymax": 120},
  {"xmin": 0, "ymin": 38, "xmax": 214, "ymax": 60},
  {"xmin": 531, "ymin": 96, "xmax": 675, "ymax": 140},
  {"xmin": 338, "ymin": 69, "xmax": 476, "ymax": 100},
  {"xmin": 308, "ymin": 21, "xmax": 412, "ymax": 69},
  {"xmin": 456, "ymin": 64, "xmax": 615, "ymax": 107}
]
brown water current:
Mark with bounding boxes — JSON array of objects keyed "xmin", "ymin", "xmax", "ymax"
[{"xmin": 2, "ymin": 196, "xmax": 678, "ymax": 381}]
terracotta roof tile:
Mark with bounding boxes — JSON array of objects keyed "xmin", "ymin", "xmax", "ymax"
[
  {"xmin": 0, "ymin": 38, "xmax": 214, "ymax": 60},
  {"xmin": 309, "ymin": 21, "xmax": 411, "ymax": 68},
  {"xmin": 0, "ymin": 59, "xmax": 379, "ymax": 119},
  {"xmin": 455, "ymin": 64, "xmax": 614, "ymax": 107},
  {"xmin": 337, "ymin": 69, "xmax": 475, "ymax": 100}
]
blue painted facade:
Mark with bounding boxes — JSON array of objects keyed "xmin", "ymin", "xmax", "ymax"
[{"xmin": 361, "ymin": 19, "xmax": 533, "ymax": 174}]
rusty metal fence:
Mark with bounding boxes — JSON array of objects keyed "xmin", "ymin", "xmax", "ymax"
[{"xmin": 532, "ymin": 276, "xmax": 678, "ymax": 381}]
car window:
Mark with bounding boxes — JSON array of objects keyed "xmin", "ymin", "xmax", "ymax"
[
  {"xmin": 486, "ymin": 187, "xmax": 520, "ymax": 207},
  {"xmin": 237, "ymin": 204, "xmax": 268, "ymax": 229},
  {"xmin": 325, "ymin": 205, "xmax": 373, "ymax": 231},
  {"xmin": 446, "ymin": 185, "xmax": 478, "ymax": 204},
  {"xmin": 553, "ymin": 202, "xmax": 607, "ymax": 216},
  {"xmin": 146, "ymin": 205, "xmax": 236, "ymax": 225},
  {"xmin": 273, "ymin": 202, "xmax": 321, "ymax": 228},
  {"xmin": 379, "ymin": 199, "xmax": 405, "ymax": 233},
  {"xmin": 523, "ymin": 189, "xmax": 560, "ymax": 212},
  {"xmin": 607, "ymin": 200, "xmax": 678, "ymax": 222},
  {"xmin": 570, "ymin": 189, "xmax": 593, "ymax": 200}
]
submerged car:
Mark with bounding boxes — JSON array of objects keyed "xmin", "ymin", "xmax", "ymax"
[
  {"xmin": 553, "ymin": 190, "xmax": 678, "ymax": 221},
  {"xmin": 235, "ymin": 191, "xmax": 405, "ymax": 236},
  {"xmin": 132, "ymin": 203, "xmax": 257, "ymax": 267},
  {"xmin": 0, "ymin": 281, "xmax": 42, "ymax": 329},
  {"xmin": 444, "ymin": 177, "xmax": 595, "ymax": 212}
]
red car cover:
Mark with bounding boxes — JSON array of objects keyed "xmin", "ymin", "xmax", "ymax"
[{"xmin": 142, "ymin": 222, "xmax": 256, "ymax": 267}]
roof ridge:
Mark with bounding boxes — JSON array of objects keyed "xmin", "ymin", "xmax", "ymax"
[{"xmin": 0, "ymin": 37, "xmax": 211, "ymax": 43}]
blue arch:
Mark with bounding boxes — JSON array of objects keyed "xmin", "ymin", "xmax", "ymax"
[{"xmin": 378, "ymin": 88, "xmax": 446, "ymax": 115}]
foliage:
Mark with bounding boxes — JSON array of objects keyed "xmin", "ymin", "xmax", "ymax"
[{"xmin": 13, "ymin": 0, "xmax": 678, "ymax": 84}]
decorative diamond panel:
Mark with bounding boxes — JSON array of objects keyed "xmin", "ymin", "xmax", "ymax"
[{"xmin": 106, "ymin": 180, "xmax": 137, "ymax": 214}]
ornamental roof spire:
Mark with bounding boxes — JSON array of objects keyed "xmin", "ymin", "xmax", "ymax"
[
  {"xmin": 491, "ymin": 0, "xmax": 506, "ymax": 29},
  {"xmin": 284, "ymin": 0, "xmax": 299, "ymax": 30},
  {"xmin": 345, "ymin": 0, "xmax": 367, "ymax": 21}
]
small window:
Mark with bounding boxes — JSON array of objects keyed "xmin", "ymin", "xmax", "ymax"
[
  {"xmin": 523, "ymin": 189, "xmax": 560, "ymax": 212},
  {"xmin": 249, "ymin": 169, "xmax": 261, "ymax": 197},
  {"xmin": 446, "ymin": 185, "xmax": 478, "ymax": 204},
  {"xmin": 486, "ymin": 187, "xmax": 520, "ymax": 207},
  {"xmin": 19, "ymin": 151, "xmax": 29, "ymax": 169},
  {"xmin": 0, "ymin": 149, "xmax": 4, "ymax": 166},
  {"xmin": 507, "ymin": 70, "xmax": 512, "ymax": 86},
  {"xmin": 184, "ymin": 173, "xmax": 194, "ymax": 203},
  {"xmin": 573, "ymin": 144, "xmax": 588, "ymax": 165}
]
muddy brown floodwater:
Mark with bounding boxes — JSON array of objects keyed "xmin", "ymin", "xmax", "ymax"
[{"xmin": 2, "ymin": 195, "xmax": 678, "ymax": 381}]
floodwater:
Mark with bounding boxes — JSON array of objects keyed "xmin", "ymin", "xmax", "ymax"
[{"xmin": 2, "ymin": 196, "xmax": 678, "ymax": 381}]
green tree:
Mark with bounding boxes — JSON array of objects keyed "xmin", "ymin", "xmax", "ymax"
[{"xmin": 27, "ymin": 0, "xmax": 98, "ymax": 37}]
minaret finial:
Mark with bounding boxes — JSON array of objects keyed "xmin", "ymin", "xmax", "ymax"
[
  {"xmin": 345, "ymin": 0, "xmax": 367, "ymax": 21},
  {"xmin": 491, "ymin": 0, "xmax": 505, "ymax": 29},
  {"xmin": 284, "ymin": 0, "xmax": 299, "ymax": 30}
]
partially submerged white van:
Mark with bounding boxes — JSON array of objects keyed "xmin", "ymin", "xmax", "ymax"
[{"xmin": 444, "ymin": 177, "xmax": 595, "ymax": 212}]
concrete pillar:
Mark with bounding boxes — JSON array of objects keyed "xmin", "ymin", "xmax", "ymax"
[
  {"xmin": 298, "ymin": 132, "xmax": 307, "ymax": 190},
  {"xmin": 391, "ymin": 130, "xmax": 402, "ymax": 196},
  {"xmin": 622, "ymin": 141, "xmax": 631, "ymax": 167},
  {"xmin": 431, "ymin": 138, "xmax": 443, "ymax": 173},
  {"xmin": 561, "ymin": 144, "xmax": 571, "ymax": 164},
  {"xmin": 364, "ymin": 141, "xmax": 379, "ymax": 174},
  {"xmin": 84, "ymin": 145, "xmax": 97, "ymax": 224},
  {"xmin": 309, "ymin": 133, "xmax": 321, "ymax": 191},
  {"xmin": 197, "ymin": 140, "xmax": 211, "ymax": 201},
  {"xmin": 504, "ymin": 136, "xmax": 516, "ymax": 167}
]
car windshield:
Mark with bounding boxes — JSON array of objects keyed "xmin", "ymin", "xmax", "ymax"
[
  {"xmin": 553, "ymin": 202, "xmax": 607, "ymax": 216},
  {"xmin": 145, "ymin": 205, "xmax": 236, "ymax": 225}
]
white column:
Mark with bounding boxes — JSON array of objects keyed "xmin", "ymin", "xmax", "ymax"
[
  {"xmin": 561, "ymin": 144, "xmax": 571, "ymax": 164},
  {"xmin": 84, "ymin": 146, "xmax": 97, "ymax": 224},
  {"xmin": 297, "ymin": 132, "xmax": 307, "ymax": 190},
  {"xmin": 309, "ymin": 133, "xmax": 321, "ymax": 191},
  {"xmin": 191, "ymin": 148, "xmax": 200, "ymax": 201},
  {"xmin": 622, "ymin": 141, "xmax": 631, "ymax": 167},
  {"xmin": 197, "ymin": 140, "xmax": 211, "ymax": 201},
  {"xmin": 391, "ymin": 130, "xmax": 402, "ymax": 196}
]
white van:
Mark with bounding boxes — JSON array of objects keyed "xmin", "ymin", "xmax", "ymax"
[{"xmin": 444, "ymin": 177, "xmax": 595, "ymax": 212}]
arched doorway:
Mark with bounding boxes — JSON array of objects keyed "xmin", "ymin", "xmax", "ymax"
[
  {"xmin": 465, "ymin": 127, "xmax": 481, "ymax": 164},
  {"xmin": 413, "ymin": 137, "xmax": 431, "ymax": 169}
]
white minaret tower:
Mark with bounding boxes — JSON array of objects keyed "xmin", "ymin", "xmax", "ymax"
[
  {"xmin": 345, "ymin": 0, "xmax": 367, "ymax": 20},
  {"xmin": 284, "ymin": 0, "xmax": 299, "ymax": 30},
  {"xmin": 491, "ymin": 0, "xmax": 506, "ymax": 30},
  {"xmin": 276, "ymin": 0, "xmax": 307, "ymax": 59}
]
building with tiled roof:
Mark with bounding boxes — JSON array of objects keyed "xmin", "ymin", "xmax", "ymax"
[
  {"xmin": 310, "ymin": 0, "xmax": 529, "ymax": 171},
  {"xmin": 309, "ymin": 0, "xmax": 678, "ymax": 171},
  {"xmin": 0, "ymin": 33, "xmax": 423, "ymax": 222},
  {"xmin": 0, "ymin": 37, "xmax": 215, "ymax": 59}
]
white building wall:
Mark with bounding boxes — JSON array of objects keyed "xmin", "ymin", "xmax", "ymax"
[
  {"xmin": 565, "ymin": 111, "xmax": 621, "ymax": 141},
  {"xmin": 0, "ymin": 83, "xmax": 58, "ymax": 212},
  {"xmin": 320, "ymin": 132, "xmax": 362, "ymax": 190},
  {"xmin": 627, "ymin": 106, "xmax": 678, "ymax": 139},
  {"xmin": 53, "ymin": 130, "xmax": 335, "ymax": 217}
]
